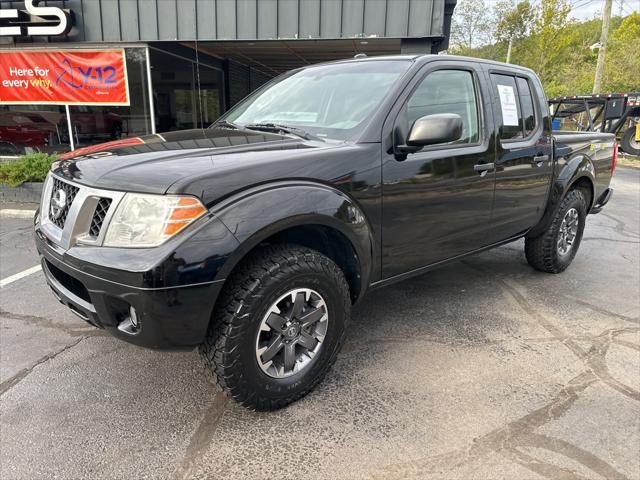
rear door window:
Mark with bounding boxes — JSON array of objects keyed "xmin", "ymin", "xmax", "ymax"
[
  {"xmin": 491, "ymin": 74, "xmax": 540, "ymax": 140},
  {"xmin": 491, "ymin": 74, "xmax": 523, "ymax": 140},
  {"xmin": 516, "ymin": 77, "xmax": 536, "ymax": 136}
]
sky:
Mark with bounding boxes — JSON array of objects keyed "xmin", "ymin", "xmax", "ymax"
[
  {"xmin": 568, "ymin": 0, "xmax": 640, "ymax": 20},
  {"xmin": 481, "ymin": 0, "xmax": 640, "ymax": 20}
]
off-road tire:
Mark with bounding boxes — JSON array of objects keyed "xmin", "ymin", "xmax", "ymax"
[
  {"xmin": 525, "ymin": 188, "xmax": 587, "ymax": 273},
  {"xmin": 199, "ymin": 244, "xmax": 350, "ymax": 411},
  {"xmin": 620, "ymin": 126, "xmax": 640, "ymax": 156}
]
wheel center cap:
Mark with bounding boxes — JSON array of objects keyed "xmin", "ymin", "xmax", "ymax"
[{"xmin": 284, "ymin": 324, "xmax": 300, "ymax": 339}]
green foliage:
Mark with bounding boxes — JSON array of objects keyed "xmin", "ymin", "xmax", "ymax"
[
  {"xmin": 494, "ymin": 0, "xmax": 534, "ymax": 43},
  {"xmin": 604, "ymin": 12, "xmax": 640, "ymax": 92},
  {"xmin": 453, "ymin": 1, "xmax": 639, "ymax": 96},
  {"xmin": 450, "ymin": 0, "xmax": 493, "ymax": 50},
  {"xmin": 0, "ymin": 152, "xmax": 58, "ymax": 187}
]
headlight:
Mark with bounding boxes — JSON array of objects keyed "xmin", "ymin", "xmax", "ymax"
[{"xmin": 103, "ymin": 193, "xmax": 207, "ymax": 247}]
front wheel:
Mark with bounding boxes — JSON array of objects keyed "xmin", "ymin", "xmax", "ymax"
[
  {"xmin": 199, "ymin": 244, "xmax": 350, "ymax": 411},
  {"xmin": 525, "ymin": 188, "xmax": 587, "ymax": 273}
]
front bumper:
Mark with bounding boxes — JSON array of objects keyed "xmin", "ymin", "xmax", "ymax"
[{"xmin": 35, "ymin": 226, "xmax": 224, "ymax": 350}]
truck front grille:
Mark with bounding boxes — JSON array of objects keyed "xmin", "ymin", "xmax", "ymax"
[
  {"xmin": 49, "ymin": 178, "xmax": 79, "ymax": 229},
  {"xmin": 89, "ymin": 198, "xmax": 112, "ymax": 238},
  {"xmin": 41, "ymin": 175, "xmax": 126, "ymax": 250}
]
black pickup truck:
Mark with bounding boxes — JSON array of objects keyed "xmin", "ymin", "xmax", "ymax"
[{"xmin": 35, "ymin": 55, "xmax": 616, "ymax": 410}]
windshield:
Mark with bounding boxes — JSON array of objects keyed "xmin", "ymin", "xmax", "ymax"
[{"xmin": 220, "ymin": 60, "xmax": 411, "ymax": 140}]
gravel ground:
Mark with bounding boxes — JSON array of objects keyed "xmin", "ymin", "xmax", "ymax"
[{"xmin": 1, "ymin": 167, "xmax": 638, "ymax": 480}]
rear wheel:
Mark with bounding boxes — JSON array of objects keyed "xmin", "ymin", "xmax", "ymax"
[
  {"xmin": 199, "ymin": 244, "xmax": 350, "ymax": 410},
  {"xmin": 525, "ymin": 188, "xmax": 587, "ymax": 273},
  {"xmin": 620, "ymin": 126, "xmax": 640, "ymax": 156}
]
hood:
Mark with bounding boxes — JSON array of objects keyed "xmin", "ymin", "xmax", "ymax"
[{"xmin": 52, "ymin": 128, "xmax": 316, "ymax": 194}]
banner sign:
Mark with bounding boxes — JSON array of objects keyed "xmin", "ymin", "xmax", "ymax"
[{"xmin": 0, "ymin": 50, "xmax": 129, "ymax": 106}]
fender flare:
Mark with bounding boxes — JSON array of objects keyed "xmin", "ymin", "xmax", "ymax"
[
  {"xmin": 528, "ymin": 154, "xmax": 595, "ymax": 238},
  {"xmin": 210, "ymin": 181, "xmax": 375, "ymax": 299}
]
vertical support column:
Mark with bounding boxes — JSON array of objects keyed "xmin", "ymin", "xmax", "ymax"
[
  {"xmin": 400, "ymin": 38, "xmax": 434, "ymax": 54},
  {"xmin": 65, "ymin": 104, "xmax": 75, "ymax": 151},
  {"xmin": 145, "ymin": 47, "xmax": 157, "ymax": 134}
]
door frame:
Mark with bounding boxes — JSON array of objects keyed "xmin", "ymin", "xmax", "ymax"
[
  {"xmin": 378, "ymin": 59, "xmax": 499, "ymax": 279},
  {"xmin": 380, "ymin": 59, "xmax": 497, "ymax": 162}
]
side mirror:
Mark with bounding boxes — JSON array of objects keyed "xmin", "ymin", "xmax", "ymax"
[{"xmin": 397, "ymin": 113, "xmax": 464, "ymax": 154}]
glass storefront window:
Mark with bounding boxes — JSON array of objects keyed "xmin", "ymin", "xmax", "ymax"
[
  {"xmin": 0, "ymin": 105, "xmax": 70, "ymax": 156},
  {"xmin": 150, "ymin": 48, "xmax": 223, "ymax": 131},
  {"xmin": 68, "ymin": 48, "xmax": 151, "ymax": 148},
  {"xmin": 197, "ymin": 65, "xmax": 224, "ymax": 125},
  {"xmin": 0, "ymin": 46, "xmax": 224, "ymax": 156}
]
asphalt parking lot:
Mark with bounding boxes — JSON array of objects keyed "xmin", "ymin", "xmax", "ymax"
[{"xmin": 1, "ymin": 167, "xmax": 638, "ymax": 480}]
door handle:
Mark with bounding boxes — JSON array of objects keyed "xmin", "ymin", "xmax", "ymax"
[
  {"xmin": 473, "ymin": 162, "xmax": 495, "ymax": 177},
  {"xmin": 532, "ymin": 155, "xmax": 549, "ymax": 167}
]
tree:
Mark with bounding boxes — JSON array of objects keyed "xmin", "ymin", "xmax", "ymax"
[
  {"xmin": 451, "ymin": 0, "xmax": 638, "ymax": 96},
  {"xmin": 450, "ymin": 0, "xmax": 493, "ymax": 54},
  {"xmin": 494, "ymin": 0, "xmax": 535, "ymax": 43},
  {"xmin": 603, "ymin": 12, "xmax": 640, "ymax": 92},
  {"xmin": 494, "ymin": 0, "xmax": 535, "ymax": 62},
  {"xmin": 526, "ymin": 0, "xmax": 573, "ymax": 95}
]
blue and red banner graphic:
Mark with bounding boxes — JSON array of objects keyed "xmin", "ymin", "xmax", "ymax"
[{"xmin": 0, "ymin": 49, "xmax": 129, "ymax": 105}]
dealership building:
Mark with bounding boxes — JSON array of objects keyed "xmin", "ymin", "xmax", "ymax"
[{"xmin": 0, "ymin": 0, "xmax": 456, "ymax": 155}]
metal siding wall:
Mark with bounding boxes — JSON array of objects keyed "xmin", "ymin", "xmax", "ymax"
[
  {"xmin": 298, "ymin": 0, "xmax": 320, "ymax": 38},
  {"xmin": 80, "ymin": 0, "xmax": 104, "ymax": 41},
  {"xmin": 157, "ymin": 0, "xmax": 178, "ymax": 40},
  {"xmin": 363, "ymin": 0, "xmax": 386, "ymax": 37},
  {"xmin": 178, "ymin": 0, "xmax": 197, "ymax": 39},
  {"xmin": 278, "ymin": 0, "xmax": 298, "ymax": 38},
  {"xmin": 408, "ymin": 0, "xmax": 430, "ymax": 37},
  {"xmin": 319, "ymin": 0, "xmax": 341, "ymax": 38},
  {"xmin": 138, "ymin": 0, "xmax": 159, "ymax": 40},
  {"xmin": 196, "ymin": 0, "xmax": 216, "ymax": 39},
  {"xmin": 13, "ymin": 0, "xmax": 449, "ymax": 42},
  {"xmin": 100, "ymin": 0, "xmax": 121, "ymax": 41},
  {"xmin": 257, "ymin": 0, "xmax": 277, "ymax": 39},
  {"xmin": 237, "ymin": 0, "xmax": 257, "ymax": 39},
  {"xmin": 120, "ymin": 0, "xmax": 141, "ymax": 41},
  {"xmin": 342, "ymin": 0, "xmax": 363, "ymax": 37},
  {"xmin": 217, "ymin": 0, "xmax": 237, "ymax": 39},
  {"xmin": 430, "ymin": 0, "xmax": 444, "ymax": 36},
  {"xmin": 385, "ymin": 0, "xmax": 410, "ymax": 37}
]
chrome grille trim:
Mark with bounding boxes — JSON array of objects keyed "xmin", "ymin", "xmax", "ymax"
[
  {"xmin": 39, "ymin": 173, "xmax": 126, "ymax": 250},
  {"xmin": 49, "ymin": 178, "xmax": 79, "ymax": 228}
]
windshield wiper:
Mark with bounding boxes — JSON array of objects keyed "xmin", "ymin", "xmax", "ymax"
[
  {"xmin": 244, "ymin": 123, "xmax": 323, "ymax": 142},
  {"xmin": 210, "ymin": 120, "xmax": 239, "ymax": 130}
]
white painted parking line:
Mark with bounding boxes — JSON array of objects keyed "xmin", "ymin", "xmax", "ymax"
[
  {"xmin": 0, "ymin": 265, "xmax": 42, "ymax": 288},
  {"xmin": 0, "ymin": 209, "xmax": 37, "ymax": 219}
]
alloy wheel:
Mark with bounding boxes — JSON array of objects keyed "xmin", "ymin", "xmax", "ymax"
[
  {"xmin": 255, "ymin": 288, "xmax": 329, "ymax": 378},
  {"xmin": 557, "ymin": 207, "xmax": 579, "ymax": 256}
]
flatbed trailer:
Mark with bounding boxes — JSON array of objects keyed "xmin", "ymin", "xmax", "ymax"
[{"xmin": 549, "ymin": 93, "xmax": 640, "ymax": 155}]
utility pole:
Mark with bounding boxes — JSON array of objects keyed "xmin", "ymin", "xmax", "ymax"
[
  {"xmin": 593, "ymin": 0, "xmax": 613, "ymax": 93},
  {"xmin": 506, "ymin": 37, "xmax": 513, "ymax": 63}
]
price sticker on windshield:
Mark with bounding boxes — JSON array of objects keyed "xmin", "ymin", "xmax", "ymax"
[{"xmin": 497, "ymin": 84, "xmax": 519, "ymax": 126}]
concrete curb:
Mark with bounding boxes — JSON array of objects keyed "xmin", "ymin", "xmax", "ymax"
[
  {"xmin": 0, "ymin": 182, "xmax": 44, "ymax": 204},
  {"xmin": 0, "ymin": 209, "xmax": 36, "ymax": 219}
]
